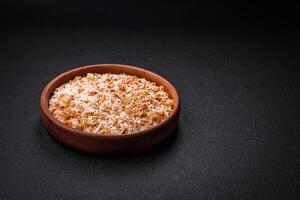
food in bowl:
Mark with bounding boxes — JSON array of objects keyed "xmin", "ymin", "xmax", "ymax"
[{"xmin": 48, "ymin": 73, "xmax": 174, "ymax": 135}]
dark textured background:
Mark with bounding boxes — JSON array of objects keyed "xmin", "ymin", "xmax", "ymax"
[{"xmin": 0, "ymin": 1, "xmax": 299, "ymax": 200}]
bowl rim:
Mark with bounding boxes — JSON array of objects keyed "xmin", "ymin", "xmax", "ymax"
[{"xmin": 40, "ymin": 64, "xmax": 180, "ymax": 139}]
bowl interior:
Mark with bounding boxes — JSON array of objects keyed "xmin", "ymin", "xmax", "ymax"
[{"xmin": 41, "ymin": 64, "xmax": 179, "ymax": 135}]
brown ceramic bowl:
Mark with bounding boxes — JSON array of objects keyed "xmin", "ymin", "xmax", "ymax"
[{"xmin": 40, "ymin": 64, "xmax": 180, "ymax": 154}]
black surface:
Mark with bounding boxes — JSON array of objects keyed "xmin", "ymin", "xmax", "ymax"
[{"xmin": 1, "ymin": 1, "xmax": 300, "ymax": 200}]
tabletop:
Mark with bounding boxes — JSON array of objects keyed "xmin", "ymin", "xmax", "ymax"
[{"xmin": 0, "ymin": 6, "xmax": 299, "ymax": 199}]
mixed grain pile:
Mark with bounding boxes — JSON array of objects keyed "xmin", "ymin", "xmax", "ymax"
[{"xmin": 49, "ymin": 73, "xmax": 174, "ymax": 135}]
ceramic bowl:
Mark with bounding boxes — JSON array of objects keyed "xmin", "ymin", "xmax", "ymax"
[{"xmin": 40, "ymin": 64, "xmax": 180, "ymax": 154}]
